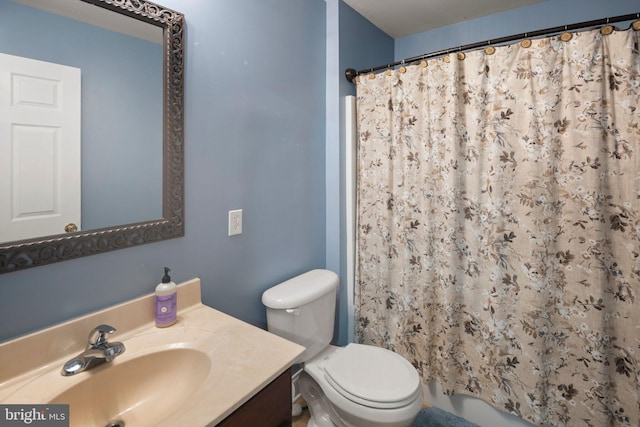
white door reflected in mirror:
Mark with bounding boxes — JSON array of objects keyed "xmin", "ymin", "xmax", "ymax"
[{"xmin": 0, "ymin": 52, "xmax": 81, "ymax": 242}]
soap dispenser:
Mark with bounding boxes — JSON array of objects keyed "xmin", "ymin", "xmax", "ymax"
[{"xmin": 155, "ymin": 267, "xmax": 177, "ymax": 327}]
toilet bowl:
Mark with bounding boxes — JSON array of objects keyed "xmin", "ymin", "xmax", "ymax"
[
  {"xmin": 262, "ymin": 269, "xmax": 423, "ymax": 427},
  {"xmin": 301, "ymin": 345, "xmax": 423, "ymax": 427}
]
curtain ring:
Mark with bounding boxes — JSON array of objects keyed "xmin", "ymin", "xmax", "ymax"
[
  {"xmin": 560, "ymin": 31, "xmax": 572, "ymax": 42},
  {"xmin": 384, "ymin": 65, "xmax": 392, "ymax": 76},
  {"xmin": 600, "ymin": 25, "xmax": 614, "ymax": 35},
  {"xmin": 398, "ymin": 60, "xmax": 406, "ymax": 73},
  {"xmin": 485, "ymin": 42, "xmax": 495, "ymax": 55},
  {"xmin": 600, "ymin": 18, "xmax": 613, "ymax": 35},
  {"xmin": 368, "ymin": 69, "xmax": 375, "ymax": 79},
  {"xmin": 520, "ymin": 33, "xmax": 532, "ymax": 48}
]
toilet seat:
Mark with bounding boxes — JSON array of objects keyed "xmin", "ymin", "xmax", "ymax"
[{"xmin": 323, "ymin": 344, "xmax": 421, "ymax": 409}]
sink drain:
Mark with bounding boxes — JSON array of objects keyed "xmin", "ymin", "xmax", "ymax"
[{"xmin": 105, "ymin": 421, "xmax": 125, "ymax": 427}]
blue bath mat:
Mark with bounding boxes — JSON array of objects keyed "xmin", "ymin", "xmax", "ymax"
[{"xmin": 412, "ymin": 407, "xmax": 479, "ymax": 427}]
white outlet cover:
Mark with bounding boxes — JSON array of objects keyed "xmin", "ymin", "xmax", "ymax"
[{"xmin": 228, "ymin": 209, "xmax": 242, "ymax": 236}]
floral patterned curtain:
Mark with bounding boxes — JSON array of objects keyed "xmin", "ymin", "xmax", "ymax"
[{"xmin": 354, "ymin": 24, "xmax": 640, "ymax": 427}]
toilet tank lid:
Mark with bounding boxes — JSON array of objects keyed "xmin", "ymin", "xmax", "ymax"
[{"xmin": 262, "ymin": 269, "xmax": 339, "ymax": 309}]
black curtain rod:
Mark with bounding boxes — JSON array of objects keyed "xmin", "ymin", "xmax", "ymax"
[{"xmin": 345, "ymin": 12, "xmax": 640, "ymax": 82}]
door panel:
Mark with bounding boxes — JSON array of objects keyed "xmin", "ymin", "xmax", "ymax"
[{"xmin": 0, "ymin": 52, "xmax": 81, "ymax": 242}]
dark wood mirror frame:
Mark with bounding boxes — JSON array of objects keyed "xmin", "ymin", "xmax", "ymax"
[{"xmin": 0, "ymin": 0, "xmax": 185, "ymax": 274}]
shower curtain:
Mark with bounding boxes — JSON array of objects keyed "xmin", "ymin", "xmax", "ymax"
[{"xmin": 354, "ymin": 25, "xmax": 639, "ymax": 427}]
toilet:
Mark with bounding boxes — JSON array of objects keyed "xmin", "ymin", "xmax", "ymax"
[{"xmin": 262, "ymin": 269, "xmax": 423, "ymax": 427}]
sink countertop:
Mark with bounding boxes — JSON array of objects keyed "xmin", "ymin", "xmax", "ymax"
[{"xmin": 0, "ymin": 278, "xmax": 304, "ymax": 426}]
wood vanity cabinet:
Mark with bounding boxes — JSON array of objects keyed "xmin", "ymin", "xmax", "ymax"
[{"xmin": 217, "ymin": 369, "xmax": 292, "ymax": 427}]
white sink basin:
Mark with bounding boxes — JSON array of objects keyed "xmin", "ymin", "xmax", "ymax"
[
  {"xmin": 4, "ymin": 327, "xmax": 225, "ymax": 427},
  {"xmin": 49, "ymin": 348, "xmax": 210, "ymax": 426}
]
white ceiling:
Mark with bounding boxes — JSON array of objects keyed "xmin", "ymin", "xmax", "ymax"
[{"xmin": 342, "ymin": 0, "xmax": 546, "ymax": 39}]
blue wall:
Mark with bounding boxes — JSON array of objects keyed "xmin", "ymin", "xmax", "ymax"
[
  {"xmin": 395, "ymin": 0, "xmax": 640, "ymax": 60},
  {"xmin": 0, "ymin": 0, "xmax": 326, "ymax": 342},
  {"xmin": 0, "ymin": 0, "xmax": 162, "ymax": 230}
]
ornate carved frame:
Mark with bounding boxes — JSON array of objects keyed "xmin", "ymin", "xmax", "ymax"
[{"xmin": 0, "ymin": 0, "xmax": 185, "ymax": 274}]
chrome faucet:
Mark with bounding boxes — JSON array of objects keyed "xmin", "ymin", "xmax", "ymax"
[{"xmin": 61, "ymin": 324, "xmax": 126, "ymax": 376}]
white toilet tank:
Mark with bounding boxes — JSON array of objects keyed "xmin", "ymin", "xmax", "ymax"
[{"xmin": 262, "ymin": 269, "xmax": 339, "ymax": 364}]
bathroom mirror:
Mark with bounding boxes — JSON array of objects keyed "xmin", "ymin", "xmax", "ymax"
[{"xmin": 0, "ymin": 0, "xmax": 184, "ymax": 274}]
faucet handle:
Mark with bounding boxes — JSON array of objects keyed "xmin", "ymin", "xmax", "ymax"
[{"xmin": 88, "ymin": 324, "xmax": 116, "ymax": 347}]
